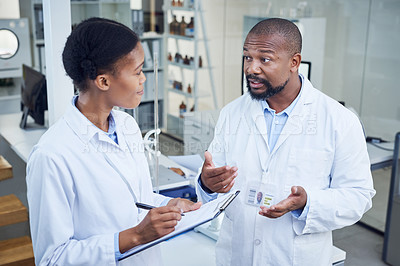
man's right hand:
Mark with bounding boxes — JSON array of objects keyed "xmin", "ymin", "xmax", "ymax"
[{"xmin": 200, "ymin": 151, "xmax": 238, "ymax": 193}]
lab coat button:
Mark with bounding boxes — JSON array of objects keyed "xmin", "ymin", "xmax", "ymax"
[{"xmin": 254, "ymin": 239, "xmax": 261, "ymax": 246}]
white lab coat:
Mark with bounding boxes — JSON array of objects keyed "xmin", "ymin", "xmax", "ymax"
[
  {"xmin": 196, "ymin": 77, "xmax": 375, "ymax": 266},
  {"xmin": 27, "ymin": 99, "xmax": 167, "ymax": 266}
]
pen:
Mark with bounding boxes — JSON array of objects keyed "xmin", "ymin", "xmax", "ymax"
[{"xmin": 135, "ymin": 202, "xmax": 185, "ymax": 216}]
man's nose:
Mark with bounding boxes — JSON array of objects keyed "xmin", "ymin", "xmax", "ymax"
[{"xmin": 246, "ymin": 61, "xmax": 262, "ymax": 75}]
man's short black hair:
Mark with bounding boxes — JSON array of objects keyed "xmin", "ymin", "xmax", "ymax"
[{"xmin": 248, "ymin": 18, "xmax": 302, "ymax": 56}]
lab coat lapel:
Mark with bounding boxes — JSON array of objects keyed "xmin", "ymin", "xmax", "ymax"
[
  {"xmin": 272, "ymin": 84, "xmax": 313, "ymax": 155},
  {"xmin": 248, "ymin": 99, "xmax": 270, "ymax": 152},
  {"xmin": 95, "ymin": 123, "xmax": 141, "ymax": 203}
]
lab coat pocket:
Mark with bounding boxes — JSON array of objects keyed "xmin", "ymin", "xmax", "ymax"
[
  {"xmin": 286, "ymin": 149, "xmax": 332, "ymax": 191},
  {"xmin": 293, "ymin": 231, "xmax": 332, "ymax": 266}
]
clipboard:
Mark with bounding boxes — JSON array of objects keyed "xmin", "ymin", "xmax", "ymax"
[{"xmin": 119, "ymin": 190, "xmax": 240, "ymax": 261}]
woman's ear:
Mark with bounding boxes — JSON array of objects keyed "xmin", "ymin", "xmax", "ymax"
[{"xmin": 94, "ymin": 74, "xmax": 110, "ymax": 92}]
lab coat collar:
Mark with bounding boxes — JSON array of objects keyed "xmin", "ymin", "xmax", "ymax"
[
  {"xmin": 63, "ymin": 96, "xmax": 128, "ymax": 151},
  {"xmin": 248, "ymin": 74, "xmax": 315, "ymax": 154}
]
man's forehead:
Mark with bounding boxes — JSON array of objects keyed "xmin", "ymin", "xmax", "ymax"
[{"xmin": 243, "ymin": 33, "xmax": 286, "ymax": 52}]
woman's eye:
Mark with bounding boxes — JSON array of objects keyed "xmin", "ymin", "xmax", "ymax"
[{"xmin": 136, "ymin": 70, "xmax": 142, "ymax": 75}]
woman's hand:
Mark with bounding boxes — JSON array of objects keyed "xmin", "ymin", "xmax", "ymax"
[
  {"xmin": 119, "ymin": 205, "xmax": 182, "ymax": 253},
  {"xmin": 167, "ymin": 198, "xmax": 202, "ymax": 213}
]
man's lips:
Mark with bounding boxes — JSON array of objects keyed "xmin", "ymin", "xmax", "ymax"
[{"xmin": 248, "ymin": 79, "xmax": 264, "ymax": 89}]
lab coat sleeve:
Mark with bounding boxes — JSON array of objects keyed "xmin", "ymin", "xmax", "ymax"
[
  {"xmin": 195, "ymin": 109, "xmax": 227, "ymax": 204},
  {"xmin": 27, "ymin": 148, "xmax": 116, "ymax": 266},
  {"xmin": 292, "ymin": 116, "xmax": 376, "ymax": 235}
]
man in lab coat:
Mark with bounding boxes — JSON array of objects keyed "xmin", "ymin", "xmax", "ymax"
[{"xmin": 196, "ymin": 18, "xmax": 375, "ymax": 265}]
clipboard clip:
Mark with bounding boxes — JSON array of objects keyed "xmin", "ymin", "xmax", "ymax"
[{"xmin": 214, "ymin": 190, "xmax": 240, "ymax": 218}]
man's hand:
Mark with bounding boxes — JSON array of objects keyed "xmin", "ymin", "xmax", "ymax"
[
  {"xmin": 167, "ymin": 198, "xmax": 202, "ymax": 213},
  {"xmin": 201, "ymin": 151, "xmax": 238, "ymax": 193},
  {"xmin": 259, "ymin": 186, "xmax": 307, "ymax": 218}
]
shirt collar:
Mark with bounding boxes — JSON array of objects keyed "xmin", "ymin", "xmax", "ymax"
[
  {"xmin": 261, "ymin": 74, "xmax": 304, "ymax": 116},
  {"xmin": 63, "ymin": 95, "xmax": 118, "ymax": 145},
  {"xmin": 107, "ymin": 111, "xmax": 117, "ymax": 136}
]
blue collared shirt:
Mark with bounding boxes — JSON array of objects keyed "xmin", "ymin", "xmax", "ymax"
[{"xmin": 261, "ymin": 84, "xmax": 301, "ymax": 152}]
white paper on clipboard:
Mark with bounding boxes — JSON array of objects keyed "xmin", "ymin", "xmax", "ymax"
[{"xmin": 119, "ymin": 191, "xmax": 240, "ymax": 260}]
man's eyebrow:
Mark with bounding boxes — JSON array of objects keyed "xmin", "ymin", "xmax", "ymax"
[{"xmin": 258, "ymin": 49, "xmax": 275, "ymax": 54}]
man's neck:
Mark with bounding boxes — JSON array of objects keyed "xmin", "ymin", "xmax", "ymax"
[{"xmin": 266, "ymin": 75, "xmax": 302, "ymax": 113}]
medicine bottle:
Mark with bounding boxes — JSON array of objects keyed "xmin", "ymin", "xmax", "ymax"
[
  {"xmin": 186, "ymin": 17, "xmax": 194, "ymax": 37},
  {"xmin": 180, "ymin": 16, "xmax": 187, "ymax": 36},
  {"xmin": 179, "ymin": 101, "xmax": 187, "ymax": 118}
]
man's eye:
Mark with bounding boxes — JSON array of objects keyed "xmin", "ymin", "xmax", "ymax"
[
  {"xmin": 244, "ymin": 56, "xmax": 251, "ymax": 61},
  {"xmin": 262, "ymin": 58, "xmax": 271, "ymax": 63}
]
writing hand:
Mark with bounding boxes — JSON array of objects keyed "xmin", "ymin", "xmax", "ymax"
[
  {"xmin": 201, "ymin": 151, "xmax": 238, "ymax": 193},
  {"xmin": 259, "ymin": 186, "xmax": 307, "ymax": 218},
  {"xmin": 119, "ymin": 206, "xmax": 181, "ymax": 253}
]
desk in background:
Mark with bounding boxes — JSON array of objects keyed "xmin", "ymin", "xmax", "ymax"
[{"xmin": 367, "ymin": 142, "xmax": 394, "ymax": 171}]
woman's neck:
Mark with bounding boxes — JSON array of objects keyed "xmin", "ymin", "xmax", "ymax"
[{"xmin": 75, "ymin": 93, "xmax": 112, "ymax": 132}]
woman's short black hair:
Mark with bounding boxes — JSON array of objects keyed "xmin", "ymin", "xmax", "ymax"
[{"xmin": 62, "ymin": 17, "xmax": 139, "ymax": 92}]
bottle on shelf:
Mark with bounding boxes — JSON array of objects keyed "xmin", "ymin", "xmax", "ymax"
[
  {"xmin": 199, "ymin": 56, "xmax": 203, "ymax": 67},
  {"xmin": 190, "ymin": 56, "xmax": 194, "ymax": 66},
  {"xmin": 174, "ymin": 52, "xmax": 181, "ymax": 63},
  {"xmin": 168, "ymin": 52, "xmax": 172, "ymax": 61},
  {"xmin": 190, "ymin": 104, "xmax": 195, "ymax": 112},
  {"xmin": 180, "ymin": 16, "xmax": 187, "ymax": 36},
  {"xmin": 170, "ymin": 15, "xmax": 179, "ymax": 34},
  {"xmin": 179, "ymin": 101, "xmax": 187, "ymax": 118},
  {"xmin": 187, "ymin": 84, "xmax": 192, "ymax": 94},
  {"xmin": 173, "ymin": 80, "xmax": 183, "ymax": 91},
  {"xmin": 177, "ymin": 0, "xmax": 183, "ymax": 7},
  {"xmin": 185, "ymin": 17, "xmax": 194, "ymax": 37},
  {"xmin": 183, "ymin": 55, "xmax": 190, "ymax": 65},
  {"xmin": 172, "ymin": 0, "xmax": 176, "ymax": 7}
]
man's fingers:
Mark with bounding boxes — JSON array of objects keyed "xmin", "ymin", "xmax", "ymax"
[
  {"xmin": 205, "ymin": 165, "xmax": 237, "ymax": 178},
  {"xmin": 203, "ymin": 151, "xmax": 215, "ymax": 168},
  {"xmin": 220, "ymin": 179, "xmax": 235, "ymax": 193},
  {"xmin": 212, "ymin": 173, "xmax": 237, "ymax": 192},
  {"xmin": 259, "ymin": 207, "xmax": 280, "ymax": 218}
]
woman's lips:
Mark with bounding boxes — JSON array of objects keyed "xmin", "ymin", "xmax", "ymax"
[{"xmin": 137, "ymin": 90, "xmax": 144, "ymax": 95}]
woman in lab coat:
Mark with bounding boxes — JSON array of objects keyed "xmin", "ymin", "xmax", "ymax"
[{"xmin": 26, "ymin": 18, "xmax": 200, "ymax": 266}]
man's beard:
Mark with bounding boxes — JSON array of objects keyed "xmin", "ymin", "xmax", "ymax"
[{"xmin": 246, "ymin": 74, "xmax": 289, "ymax": 101}]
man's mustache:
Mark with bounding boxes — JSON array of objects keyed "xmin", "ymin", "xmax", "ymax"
[{"xmin": 246, "ymin": 74, "xmax": 268, "ymax": 84}]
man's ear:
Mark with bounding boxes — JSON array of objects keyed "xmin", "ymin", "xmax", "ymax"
[
  {"xmin": 290, "ymin": 53, "xmax": 301, "ymax": 73},
  {"xmin": 94, "ymin": 74, "xmax": 110, "ymax": 92}
]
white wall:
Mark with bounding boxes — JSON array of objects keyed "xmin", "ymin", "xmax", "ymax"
[
  {"xmin": 195, "ymin": 0, "xmax": 399, "ymax": 139},
  {"xmin": 0, "ymin": 0, "xmax": 20, "ymax": 19}
]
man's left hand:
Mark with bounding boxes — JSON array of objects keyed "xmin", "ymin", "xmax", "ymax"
[
  {"xmin": 167, "ymin": 198, "xmax": 202, "ymax": 213},
  {"xmin": 259, "ymin": 186, "xmax": 307, "ymax": 218}
]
